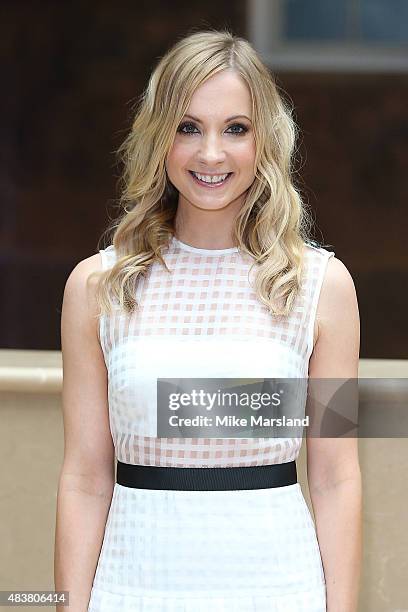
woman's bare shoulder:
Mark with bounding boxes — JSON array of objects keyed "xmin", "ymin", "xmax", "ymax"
[
  {"xmin": 321, "ymin": 256, "xmax": 357, "ymax": 304},
  {"xmin": 315, "ymin": 255, "xmax": 359, "ymax": 354},
  {"xmin": 313, "ymin": 255, "xmax": 358, "ymax": 347},
  {"xmin": 64, "ymin": 252, "xmax": 105, "ymax": 295},
  {"xmin": 62, "ymin": 253, "xmax": 105, "ymax": 340}
]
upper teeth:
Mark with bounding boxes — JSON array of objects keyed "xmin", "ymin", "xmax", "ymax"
[{"xmin": 192, "ymin": 171, "xmax": 229, "ymax": 184}]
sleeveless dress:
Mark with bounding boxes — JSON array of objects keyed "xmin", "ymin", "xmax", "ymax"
[{"xmin": 87, "ymin": 235, "xmax": 334, "ymax": 612}]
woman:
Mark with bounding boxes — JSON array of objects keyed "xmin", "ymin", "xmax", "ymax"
[{"xmin": 55, "ymin": 29, "xmax": 362, "ymax": 611}]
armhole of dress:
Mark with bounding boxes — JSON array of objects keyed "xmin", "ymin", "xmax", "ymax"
[{"xmin": 306, "ymin": 249, "xmax": 335, "ymax": 363}]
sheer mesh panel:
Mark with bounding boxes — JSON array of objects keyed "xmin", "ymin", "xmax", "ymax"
[{"xmin": 98, "ymin": 236, "xmax": 334, "ymax": 467}]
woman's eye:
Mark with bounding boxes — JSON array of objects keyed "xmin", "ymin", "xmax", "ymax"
[
  {"xmin": 227, "ymin": 123, "xmax": 248, "ymax": 135},
  {"xmin": 177, "ymin": 122, "xmax": 198, "ymax": 134},
  {"xmin": 177, "ymin": 122, "xmax": 248, "ymax": 135}
]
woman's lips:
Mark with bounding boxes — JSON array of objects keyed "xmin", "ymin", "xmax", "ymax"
[{"xmin": 188, "ymin": 170, "xmax": 233, "ymax": 188}]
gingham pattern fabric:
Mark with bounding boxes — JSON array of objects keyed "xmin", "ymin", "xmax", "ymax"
[
  {"xmin": 97, "ymin": 236, "xmax": 334, "ymax": 468},
  {"xmin": 88, "ymin": 482, "xmax": 326, "ymax": 611},
  {"xmin": 87, "ymin": 235, "xmax": 333, "ymax": 611}
]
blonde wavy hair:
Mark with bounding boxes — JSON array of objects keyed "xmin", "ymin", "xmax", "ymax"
[{"xmin": 89, "ymin": 28, "xmax": 318, "ymax": 319}]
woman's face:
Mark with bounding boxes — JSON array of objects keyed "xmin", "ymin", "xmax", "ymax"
[{"xmin": 165, "ymin": 69, "xmax": 256, "ymax": 212}]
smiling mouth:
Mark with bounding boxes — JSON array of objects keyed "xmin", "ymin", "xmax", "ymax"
[{"xmin": 188, "ymin": 170, "xmax": 233, "ymax": 188}]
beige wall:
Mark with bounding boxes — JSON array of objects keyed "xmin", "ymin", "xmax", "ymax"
[{"xmin": 0, "ymin": 350, "xmax": 407, "ymax": 611}]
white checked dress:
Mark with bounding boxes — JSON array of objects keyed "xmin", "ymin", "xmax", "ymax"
[{"xmin": 87, "ymin": 235, "xmax": 334, "ymax": 611}]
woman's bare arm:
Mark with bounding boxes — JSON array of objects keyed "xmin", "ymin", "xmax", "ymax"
[
  {"xmin": 307, "ymin": 257, "xmax": 363, "ymax": 612},
  {"xmin": 54, "ymin": 254, "xmax": 115, "ymax": 612}
]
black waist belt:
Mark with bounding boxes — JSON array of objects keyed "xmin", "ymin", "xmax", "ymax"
[{"xmin": 116, "ymin": 460, "xmax": 297, "ymax": 491}]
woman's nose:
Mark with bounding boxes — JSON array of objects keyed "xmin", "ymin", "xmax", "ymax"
[{"xmin": 196, "ymin": 134, "xmax": 226, "ymax": 163}]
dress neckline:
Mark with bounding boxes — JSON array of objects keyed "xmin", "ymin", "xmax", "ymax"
[{"xmin": 171, "ymin": 236, "xmax": 239, "ymax": 255}]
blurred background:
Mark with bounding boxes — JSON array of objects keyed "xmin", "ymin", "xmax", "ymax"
[
  {"xmin": 1, "ymin": 0, "xmax": 407, "ymax": 357},
  {"xmin": 1, "ymin": 2, "xmax": 407, "ymax": 612}
]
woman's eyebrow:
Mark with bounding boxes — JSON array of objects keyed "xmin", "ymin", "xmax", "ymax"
[{"xmin": 183, "ymin": 114, "xmax": 252, "ymax": 123}]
